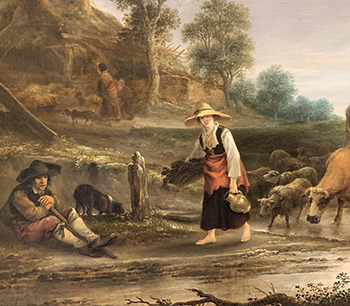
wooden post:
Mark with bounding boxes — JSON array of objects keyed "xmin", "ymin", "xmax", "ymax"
[
  {"xmin": 128, "ymin": 151, "xmax": 151, "ymax": 221},
  {"xmin": 0, "ymin": 83, "xmax": 57, "ymax": 143}
]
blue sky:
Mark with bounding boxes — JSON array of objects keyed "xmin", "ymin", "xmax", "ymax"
[{"xmin": 93, "ymin": 0, "xmax": 350, "ymax": 117}]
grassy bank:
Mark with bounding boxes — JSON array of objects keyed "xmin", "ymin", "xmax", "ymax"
[
  {"xmin": 143, "ymin": 119, "xmax": 347, "ymax": 153},
  {"xmin": 130, "ymin": 119, "xmax": 347, "ymax": 169}
]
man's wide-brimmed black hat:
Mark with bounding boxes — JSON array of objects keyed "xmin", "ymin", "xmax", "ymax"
[{"xmin": 16, "ymin": 160, "xmax": 62, "ymax": 183}]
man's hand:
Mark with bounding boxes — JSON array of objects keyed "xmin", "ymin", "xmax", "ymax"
[{"xmin": 38, "ymin": 195, "xmax": 55, "ymax": 211}]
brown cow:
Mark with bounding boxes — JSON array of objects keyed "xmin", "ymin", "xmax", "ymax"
[{"xmin": 305, "ymin": 146, "xmax": 350, "ymax": 224}]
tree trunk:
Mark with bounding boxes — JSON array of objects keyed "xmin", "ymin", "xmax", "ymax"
[
  {"xmin": 144, "ymin": 31, "xmax": 160, "ymax": 104},
  {"xmin": 222, "ymin": 77, "xmax": 232, "ymax": 108},
  {"xmin": 0, "ymin": 83, "xmax": 57, "ymax": 143},
  {"xmin": 273, "ymin": 103, "xmax": 279, "ymax": 121},
  {"xmin": 128, "ymin": 151, "xmax": 151, "ymax": 221}
]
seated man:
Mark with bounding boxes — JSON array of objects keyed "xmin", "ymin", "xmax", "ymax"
[{"xmin": 0, "ymin": 160, "xmax": 116, "ymax": 257}]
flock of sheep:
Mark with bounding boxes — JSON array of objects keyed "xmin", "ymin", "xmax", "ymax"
[{"xmin": 246, "ymin": 143, "xmax": 337, "ymax": 229}]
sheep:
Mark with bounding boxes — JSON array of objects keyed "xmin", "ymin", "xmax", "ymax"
[
  {"xmin": 309, "ymin": 152, "xmax": 332, "ymax": 179},
  {"xmin": 246, "ymin": 167, "xmax": 274, "ymax": 208},
  {"xmin": 259, "ymin": 178, "xmax": 312, "ymax": 229},
  {"xmin": 263, "ymin": 167, "xmax": 318, "ymax": 186},
  {"xmin": 269, "ymin": 149, "xmax": 303, "ymax": 173},
  {"xmin": 295, "ymin": 141, "xmax": 337, "ymax": 165}
]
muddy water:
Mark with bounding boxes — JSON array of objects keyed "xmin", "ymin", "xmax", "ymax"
[
  {"xmin": 4, "ymin": 248, "xmax": 347, "ymax": 306},
  {"xmin": 2, "ymin": 224, "xmax": 349, "ymax": 306}
]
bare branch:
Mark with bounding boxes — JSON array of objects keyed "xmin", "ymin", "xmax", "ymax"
[
  {"xmin": 125, "ymin": 288, "xmax": 301, "ymax": 306},
  {"xmin": 126, "ymin": 296, "xmax": 153, "ymax": 305}
]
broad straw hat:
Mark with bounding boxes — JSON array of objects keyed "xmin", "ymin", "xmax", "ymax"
[
  {"xmin": 184, "ymin": 102, "xmax": 231, "ymax": 127},
  {"xmin": 16, "ymin": 160, "xmax": 62, "ymax": 183}
]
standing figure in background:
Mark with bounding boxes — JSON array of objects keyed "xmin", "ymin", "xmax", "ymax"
[
  {"xmin": 97, "ymin": 62, "xmax": 122, "ymax": 120},
  {"xmin": 184, "ymin": 102, "xmax": 251, "ymax": 245}
]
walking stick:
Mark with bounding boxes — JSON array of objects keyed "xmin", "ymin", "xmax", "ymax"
[{"xmin": 50, "ymin": 207, "xmax": 117, "ymax": 259}]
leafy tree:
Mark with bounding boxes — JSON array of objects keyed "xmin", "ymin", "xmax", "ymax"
[
  {"xmin": 182, "ymin": 0, "xmax": 255, "ymax": 108},
  {"xmin": 229, "ymin": 78, "xmax": 257, "ymax": 110},
  {"xmin": 111, "ymin": 0, "xmax": 180, "ymax": 104},
  {"xmin": 256, "ymin": 65, "xmax": 297, "ymax": 120},
  {"xmin": 294, "ymin": 95, "xmax": 313, "ymax": 121},
  {"xmin": 279, "ymin": 95, "xmax": 312, "ymax": 121},
  {"xmin": 310, "ymin": 98, "xmax": 334, "ymax": 121}
]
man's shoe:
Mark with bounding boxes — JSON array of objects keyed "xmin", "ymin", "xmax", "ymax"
[
  {"xmin": 77, "ymin": 245, "xmax": 104, "ymax": 258},
  {"xmin": 90, "ymin": 233, "xmax": 118, "ymax": 250}
]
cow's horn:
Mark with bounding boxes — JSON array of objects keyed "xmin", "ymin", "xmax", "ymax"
[{"xmin": 324, "ymin": 190, "xmax": 330, "ymax": 199}]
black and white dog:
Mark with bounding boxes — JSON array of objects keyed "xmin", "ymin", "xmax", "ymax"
[{"xmin": 73, "ymin": 184, "xmax": 124, "ymax": 216}]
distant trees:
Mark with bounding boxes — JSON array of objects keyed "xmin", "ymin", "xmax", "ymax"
[
  {"xmin": 278, "ymin": 95, "xmax": 312, "ymax": 122},
  {"xmin": 230, "ymin": 65, "xmax": 336, "ymax": 122},
  {"xmin": 182, "ymin": 0, "xmax": 255, "ymax": 108},
  {"xmin": 310, "ymin": 98, "xmax": 334, "ymax": 121},
  {"xmin": 111, "ymin": 0, "xmax": 180, "ymax": 104},
  {"xmin": 279, "ymin": 97, "xmax": 334, "ymax": 122},
  {"xmin": 256, "ymin": 65, "xmax": 297, "ymax": 120}
]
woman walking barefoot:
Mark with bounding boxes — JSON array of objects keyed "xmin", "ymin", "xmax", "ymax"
[{"xmin": 185, "ymin": 102, "xmax": 251, "ymax": 245}]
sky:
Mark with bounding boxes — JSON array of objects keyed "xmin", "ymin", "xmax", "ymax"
[{"xmin": 93, "ymin": 0, "xmax": 350, "ymax": 117}]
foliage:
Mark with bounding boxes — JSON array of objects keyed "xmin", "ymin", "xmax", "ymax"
[
  {"xmin": 111, "ymin": 58, "xmax": 149, "ymax": 79},
  {"xmin": 279, "ymin": 95, "xmax": 312, "ymax": 122},
  {"xmin": 279, "ymin": 96, "xmax": 335, "ymax": 122},
  {"xmin": 182, "ymin": 0, "xmax": 255, "ymax": 107},
  {"xmin": 256, "ymin": 65, "xmax": 298, "ymax": 120},
  {"xmin": 229, "ymin": 78, "xmax": 258, "ymax": 109},
  {"xmin": 310, "ymin": 98, "xmax": 335, "ymax": 121},
  {"xmin": 296, "ymin": 272, "xmax": 350, "ymax": 306},
  {"xmin": 122, "ymin": 2, "xmax": 180, "ymax": 46},
  {"xmin": 111, "ymin": 0, "xmax": 181, "ymax": 103}
]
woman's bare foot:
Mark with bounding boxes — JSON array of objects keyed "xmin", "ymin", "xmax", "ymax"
[
  {"xmin": 240, "ymin": 222, "xmax": 251, "ymax": 243},
  {"xmin": 196, "ymin": 229, "xmax": 216, "ymax": 245},
  {"xmin": 196, "ymin": 236, "xmax": 216, "ymax": 245}
]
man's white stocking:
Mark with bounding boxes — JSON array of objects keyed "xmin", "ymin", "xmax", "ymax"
[
  {"xmin": 67, "ymin": 208, "xmax": 99, "ymax": 242},
  {"xmin": 53, "ymin": 222, "xmax": 87, "ymax": 248}
]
